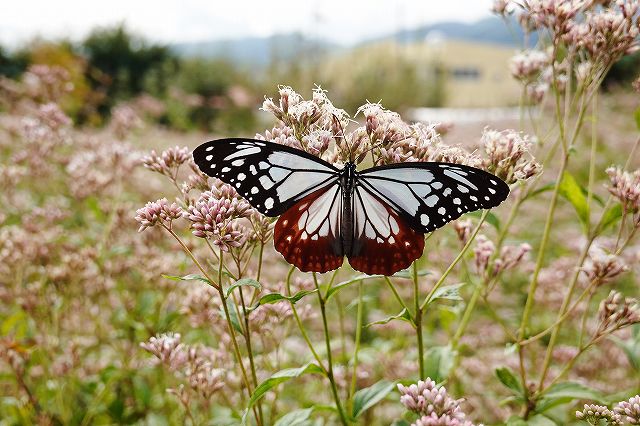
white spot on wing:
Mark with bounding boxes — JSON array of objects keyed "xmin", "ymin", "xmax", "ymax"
[
  {"xmin": 444, "ymin": 169, "xmax": 478, "ymax": 190},
  {"xmin": 238, "ymin": 173, "xmax": 246, "ymax": 181},
  {"xmin": 232, "ymin": 159, "xmax": 244, "ymax": 166},
  {"xmin": 269, "ymin": 167, "xmax": 289, "ymax": 182},
  {"xmin": 259, "ymin": 175, "xmax": 274, "ymax": 190},
  {"xmin": 421, "ymin": 214, "xmax": 430, "ymax": 226},
  {"xmin": 410, "ymin": 184, "xmax": 432, "ymax": 198},
  {"xmin": 425, "ymin": 195, "xmax": 439, "ymax": 207},
  {"xmin": 389, "ymin": 215, "xmax": 399, "ymax": 234},
  {"xmin": 265, "ymin": 198, "xmax": 274, "ymax": 209},
  {"xmin": 223, "ymin": 147, "xmax": 261, "ymax": 161}
]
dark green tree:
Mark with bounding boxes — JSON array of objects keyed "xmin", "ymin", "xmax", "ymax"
[{"xmin": 81, "ymin": 24, "xmax": 176, "ymax": 114}]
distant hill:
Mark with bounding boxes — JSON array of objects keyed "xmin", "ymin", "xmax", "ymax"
[
  {"xmin": 172, "ymin": 32, "xmax": 342, "ymax": 65},
  {"xmin": 367, "ymin": 16, "xmax": 537, "ymax": 46},
  {"xmin": 171, "ymin": 16, "xmax": 535, "ymax": 65}
]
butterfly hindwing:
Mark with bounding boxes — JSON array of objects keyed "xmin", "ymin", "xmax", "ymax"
[
  {"xmin": 349, "ymin": 186, "xmax": 425, "ymax": 275},
  {"xmin": 193, "ymin": 138, "xmax": 339, "ymax": 216},
  {"xmin": 193, "ymin": 138, "xmax": 510, "ymax": 276},
  {"xmin": 358, "ymin": 162, "xmax": 509, "ymax": 233},
  {"xmin": 273, "ymin": 185, "xmax": 344, "ymax": 273}
]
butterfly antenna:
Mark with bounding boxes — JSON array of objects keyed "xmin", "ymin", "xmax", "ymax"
[
  {"xmin": 360, "ymin": 131, "xmax": 416, "ymax": 162},
  {"xmin": 332, "ymin": 113, "xmax": 354, "ymax": 161}
]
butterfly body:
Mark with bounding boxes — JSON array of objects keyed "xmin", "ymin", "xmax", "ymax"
[
  {"xmin": 338, "ymin": 162, "xmax": 357, "ymax": 257},
  {"xmin": 193, "ymin": 138, "xmax": 509, "ymax": 276}
]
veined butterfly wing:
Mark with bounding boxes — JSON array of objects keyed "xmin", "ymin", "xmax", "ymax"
[
  {"xmin": 193, "ymin": 138, "xmax": 339, "ymax": 216},
  {"xmin": 348, "ymin": 186, "xmax": 425, "ymax": 275},
  {"xmin": 357, "ymin": 162, "xmax": 509, "ymax": 233},
  {"xmin": 274, "ymin": 185, "xmax": 344, "ymax": 273}
]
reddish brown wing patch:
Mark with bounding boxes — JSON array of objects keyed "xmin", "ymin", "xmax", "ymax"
[
  {"xmin": 348, "ymin": 188, "xmax": 425, "ymax": 275},
  {"xmin": 273, "ymin": 186, "xmax": 344, "ymax": 273}
]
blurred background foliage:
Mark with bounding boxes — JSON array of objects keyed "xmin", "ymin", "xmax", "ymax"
[{"xmin": 2, "ymin": 23, "xmax": 634, "ymax": 134}]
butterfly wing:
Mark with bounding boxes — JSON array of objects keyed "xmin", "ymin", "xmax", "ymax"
[
  {"xmin": 348, "ymin": 186, "xmax": 425, "ymax": 275},
  {"xmin": 358, "ymin": 162, "xmax": 509, "ymax": 233},
  {"xmin": 193, "ymin": 138, "xmax": 340, "ymax": 216},
  {"xmin": 274, "ymin": 185, "xmax": 344, "ymax": 273}
]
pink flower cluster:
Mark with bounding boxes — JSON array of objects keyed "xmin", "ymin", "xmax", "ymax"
[
  {"xmin": 398, "ymin": 379, "xmax": 478, "ymax": 426},
  {"xmin": 183, "ymin": 190, "xmax": 252, "ymax": 251},
  {"xmin": 135, "ymin": 198, "xmax": 183, "ymax": 232},
  {"xmin": 481, "ymin": 128, "xmax": 541, "ymax": 184}
]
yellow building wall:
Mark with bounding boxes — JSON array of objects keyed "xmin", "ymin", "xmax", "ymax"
[{"xmin": 406, "ymin": 39, "xmax": 522, "ymax": 107}]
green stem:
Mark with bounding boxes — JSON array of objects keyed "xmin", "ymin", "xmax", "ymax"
[
  {"xmin": 413, "ymin": 262, "xmax": 425, "ymax": 379},
  {"xmin": 336, "ymin": 293, "xmax": 348, "ymax": 364},
  {"xmin": 285, "ymin": 267, "xmax": 325, "ymax": 370},
  {"xmin": 216, "ymin": 250, "xmax": 260, "ymax": 424},
  {"xmin": 163, "ymin": 225, "xmax": 220, "ymax": 290},
  {"xmin": 518, "ymin": 153, "xmax": 568, "ymax": 341},
  {"xmin": 313, "ymin": 273, "xmax": 349, "ymax": 426},
  {"xmin": 383, "ymin": 276, "xmax": 414, "ymax": 323},
  {"xmin": 235, "ymin": 269, "xmax": 264, "ymax": 425},
  {"xmin": 520, "ymin": 279, "xmax": 596, "ymax": 346},
  {"xmin": 349, "ymin": 281, "xmax": 364, "ymax": 405},
  {"xmin": 420, "ymin": 210, "xmax": 488, "ymax": 311},
  {"xmin": 586, "ymin": 91, "xmax": 598, "ymax": 231},
  {"xmin": 451, "ymin": 278, "xmax": 483, "ymax": 349}
]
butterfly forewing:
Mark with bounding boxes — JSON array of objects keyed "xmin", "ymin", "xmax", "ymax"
[
  {"xmin": 193, "ymin": 138, "xmax": 510, "ymax": 276},
  {"xmin": 274, "ymin": 185, "xmax": 344, "ymax": 273},
  {"xmin": 358, "ymin": 162, "xmax": 509, "ymax": 233},
  {"xmin": 349, "ymin": 186, "xmax": 425, "ymax": 275},
  {"xmin": 193, "ymin": 138, "xmax": 339, "ymax": 216}
]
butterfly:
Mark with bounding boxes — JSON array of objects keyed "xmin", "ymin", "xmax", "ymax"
[{"xmin": 193, "ymin": 138, "xmax": 509, "ymax": 276}]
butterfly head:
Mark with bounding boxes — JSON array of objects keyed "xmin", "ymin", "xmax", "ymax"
[{"xmin": 339, "ymin": 162, "xmax": 357, "ymax": 192}]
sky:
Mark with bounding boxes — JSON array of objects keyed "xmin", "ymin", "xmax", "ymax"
[{"xmin": 1, "ymin": 0, "xmax": 495, "ymax": 47}]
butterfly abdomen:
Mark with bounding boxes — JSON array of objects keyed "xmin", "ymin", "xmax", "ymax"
[{"xmin": 339, "ymin": 163, "xmax": 357, "ymax": 257}]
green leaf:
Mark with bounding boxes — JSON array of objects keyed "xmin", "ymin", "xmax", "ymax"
[
  {"xmin": 495, "ymin": 367, "xmax": 523, "ymax": 396},
  {"xmin": 468, "ymin": 210, "xmax": 501, "ymax": 230},
  {"xmin": 221, "ymin": 299, "xmax": 244, "ymax": 335},
  {"xmin": 273, "ymin": 408, "xmax": 314, "ymax": 426},
  {"xmin": 558, "ymin": 171, "xmax": 589, "ymax": 232},
  {"xmin": 162, "ymin": 274, "xmax": 213, "ymax": 286},
  {"xmin": 506, "ymin": 415, "xmax": 557, "ymax": 426},
  {"xmin": 392, "ymin": 269, "xmax": 432, "ymax": 279},
  {"xmin": 610, "ymin": 335, "xmax": 640, "ymax": 372},
  {"xmin": 536, "ymin": 382, "xmax": 605, "ymax": 413},
  {"xmin": 600, "ymin": 204, "xmax": 623, "ymax": 232},
  {"xmin": 506, "ymin": 416, "xmax": 528, "ymax": 426},
  {"xmin": 1, "ymin": 310, "xmax": 29, "ymax": 339},
  {"xmin": 524, "ymin": 183, "xmax": 555, "ymax": 201},
  {"xmin": 325, "ymin": 274, "xmax": 383, "ymax": 301},
  {"xmin": 634, "ymin": 106, "xmax": 640, "ymax": 131},
  {"xmin": 526, "ymin": 415, "xmax": 558, "ymax": 426},
  {"xmin": 430, "ymin": 283, "xmax": 466, "ymax": 303},
  {"xmin": 352, "ymin": 380, "xmax": 397, "ymax": 418},
  {"xmin": 248, "ymin": 289, "xmax": 317, "ymax": 311},
  {"xmin": 424, "ymin": 345, "xmax": 455, "ymax": 383},
  {"xmin": 225, "ymin": 278, "xmax": 261, "ymax": 298},
  {"xmin": 242, "ymin": 363, "xmax": 324, "ymax": 424},
  {"xmin": 365, "ymin": 308, "xmax": 413, "ymax": 328}
]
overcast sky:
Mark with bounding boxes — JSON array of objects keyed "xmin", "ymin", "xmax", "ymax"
[{"xmin": 1, "ymin": 1, "xmax": 495, "ymax": 47}]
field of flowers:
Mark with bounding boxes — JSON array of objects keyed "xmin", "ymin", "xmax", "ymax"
[{"xmin": 1, "ymin": 1, "xmax": 640, "ymax": 425}]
